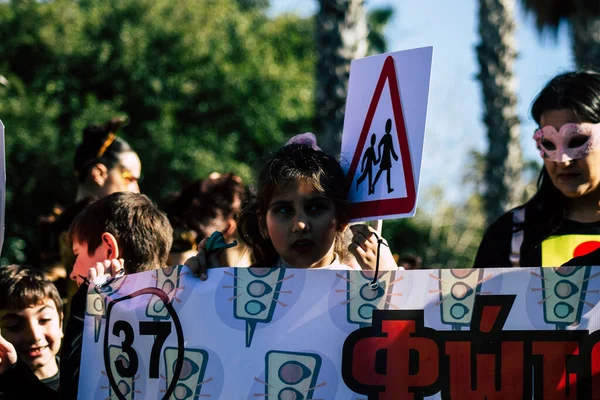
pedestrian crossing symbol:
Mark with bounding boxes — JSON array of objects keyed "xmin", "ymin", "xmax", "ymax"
[{"xmin": 341, "ymin": 47, "xmax": 432, "ymax": 222}]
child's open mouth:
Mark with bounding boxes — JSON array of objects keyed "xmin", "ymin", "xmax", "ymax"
[
  {"xmin": 291, "ymin": 239, "xmax": 315, "ymax": 254},
  {"xmin": 26, "ymin": 345, "xmax": 48, "ymax": 358}
]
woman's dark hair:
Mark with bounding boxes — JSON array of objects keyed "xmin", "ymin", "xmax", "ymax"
[
  {"xmin": 164, "ymin": 173, "xmax": 253, "ymax": 252},
  {"xmin": 237, "ymin": 144, "xmax": 350, "ymax": 266},
  {"xmin": 522, "ymin": 70, "xmax": 600, "ymax": 245},
  {"xmin": 74, "ymin": 117, "xmax": 134, "ymax": 182}
]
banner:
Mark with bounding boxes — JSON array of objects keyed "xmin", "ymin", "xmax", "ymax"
[{"xmin": 79, "ymin": 266, "xmax": 600, "ymax": 399}]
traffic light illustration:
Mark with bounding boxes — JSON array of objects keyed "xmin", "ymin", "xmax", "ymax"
[
  {"xmin": 264, "ymin": 350, "xmax": 323, "ymax": 400},
  {"xmin": 86, "ymin": 277, "xmax": 128, "ymax": 343},
  {"xmin": 344, "ymin": 271, "xmax": 399, "ymax": 328},
  {"xmin": 105, "ymin": 345, "xmax": 140, "ymax": 400},
  {"xmin": 230, "ymin": 267, "xmax": 289, "ymax": 347},
  {"xmin": 433, "ymin": 269, "xmax": 486, "ymax": 330},
  {"xmin": 535, "ymin": 266, "xmax": 593, "ymax": 330},
  {"xmin": 162, "ymin": 347, "xmax": 209, "ymax": 400},
  {"xmin": 146, "ymin": 265, "xmax": 185, "ymax": 320}
]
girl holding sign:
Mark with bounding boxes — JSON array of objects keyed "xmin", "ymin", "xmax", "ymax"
[
  {"xmin": 475, "ymin": 70, "xmax": 600, "ymax": 268},
  {"xmin": 187, "ymin": 135, "xmax": 398, "ymax": 278}
]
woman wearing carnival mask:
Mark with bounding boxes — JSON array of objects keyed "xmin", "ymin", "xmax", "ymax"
[{"xmin": 475, "ymin": 70, "xmax": 600, "ymax": 268}]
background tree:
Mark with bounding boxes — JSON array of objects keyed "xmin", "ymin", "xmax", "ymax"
[
  {"xmin": 315, "ymin": 0, "xmax": 368, "ymax": 155},
  {"xmin": 520, "ymin": 0, "xmax": 600, "ymax": 68},
  {"xmin": 476, "ymin": 0, "xmax": 524, "ymax": 227},
  {"xmin": 0, "ymin": 0, "xmax": 483, "ymax": 270},
  {"xmin": 383, "ymin": 186, "xmax": 486, "ymax": 269},
  {"xmin": 366, "ymin": 6, "xmax": 393, "ymax": 55},
  {"xmin": 0, "ymin": 0, "xmax": 317, "ymax": 264}
]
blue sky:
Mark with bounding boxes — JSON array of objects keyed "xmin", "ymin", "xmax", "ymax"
[{"xmin": 270, "ymin": 0, "xmax": 574, "ymax": 202}]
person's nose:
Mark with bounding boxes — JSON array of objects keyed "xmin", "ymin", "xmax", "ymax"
[
  {"xmin": 292, "ymin": 211, "xmax": 310, "ymax": 233},
  {"xmin": 557, "ymin": 158, "xmax": 574, "ymax": 168},
  {"xmin": 23, "ymin": 320, "xmax": 43, "ymax": 345},
  {"xmin": 557, "ymin": 151, "xmax": 574, "ymax": 165}
]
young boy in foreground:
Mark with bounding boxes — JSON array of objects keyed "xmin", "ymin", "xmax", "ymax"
[{"xmin": 0, "ymin": 265, "xmax": 64, "ymax": 397}]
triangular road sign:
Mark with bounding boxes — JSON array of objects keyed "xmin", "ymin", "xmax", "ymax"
[
  {"xmin": 346, "ymin": 56, "xmax": 415, "ymax": 220},
  {"xmin": 341, "ymin": 47, "xmax": 432, "ymax": 222}
]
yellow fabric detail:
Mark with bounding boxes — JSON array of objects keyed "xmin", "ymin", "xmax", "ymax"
[{"xmin": 541, "ymin": 234, "xmax": 600, "ymax": 267}]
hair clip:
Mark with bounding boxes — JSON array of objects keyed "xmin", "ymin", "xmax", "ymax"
[
  {"xmin": 205, "ymin": 231, "xmax": 237, "ymax": 255},
  {"xmin": 285, "ymin": 132, "xmax": 321, "ymax": 151},
  {"xmin": 96, "ymin": 132, "xmax": 117, "ymax": 159}
]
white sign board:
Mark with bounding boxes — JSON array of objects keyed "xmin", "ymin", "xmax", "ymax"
[
  {"xmin": 340, "ymin": 47, "xmax": 433, "ymax": 222},
  {"xmin": 79, "ymin": 265, "xmax": 600, "ymax": 399}
]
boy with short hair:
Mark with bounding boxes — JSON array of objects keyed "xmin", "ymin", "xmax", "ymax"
[
  {"xmin": 69, "ymin": 190, "xmax": 173, "ymax": 284},
  {"xmin": 0, "ymin": 192, "xmax": 173, "ymax": 399},
  {"xmin": 0, "ymin": 265, "xmax": 64, "ymax": 396}
]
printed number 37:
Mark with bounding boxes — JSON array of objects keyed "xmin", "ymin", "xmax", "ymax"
[{"xmin": 113, "ymin": 320, "xmax": 171, "ymax": 379}]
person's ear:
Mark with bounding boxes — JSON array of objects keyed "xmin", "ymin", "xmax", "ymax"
[
  {"xmin": 337, "ymin": 221, "xmax": 349, "ymax": 232},
  {"xmin": 101, "ymin": 232, "xmax": 120, "ymax": 260},
  {"xmin": 223, "ymin": 218, "xmax": 237, "ymax": 239},
  {"xmin": 257, "ymin": 213, "xmax": 269, "ymax": 239},
  {"xmin": 90, "ymin": 163, "xmax": 108, "ymax": 187}
]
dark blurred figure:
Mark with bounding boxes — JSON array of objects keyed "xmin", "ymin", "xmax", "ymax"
[
  {"xmin": 398, "ymin": 254, "xmax": 423, "ymax": 270},
  {"xmin": 39, "ymin": 117, "xmax": 140, "ymax": 299},
  {"xmin": 164, "ymin": 172, "xmax": 253, "ymax": 267}
]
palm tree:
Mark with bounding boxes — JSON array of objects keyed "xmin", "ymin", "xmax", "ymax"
[
  {"xmin": 367, "ymin": 6, "xmax": 393, "ymax": 55},
  {"xmin": 520, "ymin": 0, "xmax": 600, "ymax": 68},
  {"xmin": 315, "ymin": 0, "xmax": 368, "ymax": 155},
  {"xmin": 476, "ymin": 0, "xmax": 524, "ymax": 226}
]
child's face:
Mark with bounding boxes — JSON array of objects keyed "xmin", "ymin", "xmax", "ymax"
[
  {"xmin": 71, "ymin": 239, "xmax": 109, "ymax": 286},
  {"xmin": 0, "ymin": 299, "xmax": 63, "ymax": 377},
  {"xmin": 265, "ymin": 179, "xmax": 341, "ymax": 268}
]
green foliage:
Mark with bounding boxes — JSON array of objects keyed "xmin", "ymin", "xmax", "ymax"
[
  {"xmin": 367, "ymin": 6, "xmax": 393, "ymax": 55},
  {"xmin": 0, "ymin": 0, "xmax": 316, "ymax": 265},
  {"xmin": 384, "ymin": 186, "xmax": 486, "ymax": 269},
  {"xmin": 0, "ymin": 0, "xmax": 484, "ymax": 270}
]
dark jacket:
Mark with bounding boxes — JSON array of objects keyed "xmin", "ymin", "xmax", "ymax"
[{"xmin": 475, "ymin": 207, "xmax": 600, "ymax": 268}]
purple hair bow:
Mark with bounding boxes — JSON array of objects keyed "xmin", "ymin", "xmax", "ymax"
[{"xmin": 284, "ymin": 132, "xmax": 321, "ymax": 151}]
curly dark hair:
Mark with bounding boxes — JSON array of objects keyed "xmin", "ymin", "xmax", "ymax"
[
  {"xmin": 237, "ymin": 144, "xmax": 350, "ymax": 265},
  {"xmin": 164, "ymin": 173, "xmax": 253, "ymax": 252}
]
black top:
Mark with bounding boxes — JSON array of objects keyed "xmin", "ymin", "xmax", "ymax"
[
  {"xmin": 474, "ymin": 207, "xmax": 600, "ymax": 268},
  {"xmin": 40, "ymin": 357, "xmax": 60, "ymax": 391},
  {"xmin": 0, "ymin": 358, "xmax": 56, "ymax": 399}
]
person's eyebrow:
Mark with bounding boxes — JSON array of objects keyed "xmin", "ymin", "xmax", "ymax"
[
  {"xmin": 36, "ymin": 305, "xmax": 50, "ymax": 314},
  {"xmin": 306, "ymin": 194, "xmax": 329, "ymax": 201},
  {"xmin": 269, "ymin": 200, "xmax": 292, "ymax": 208}
]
